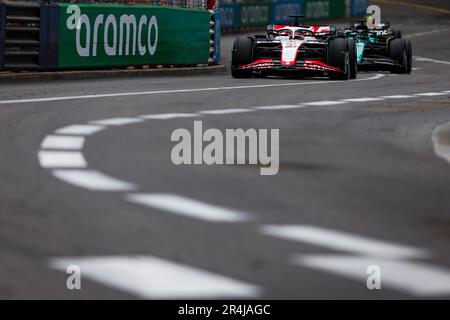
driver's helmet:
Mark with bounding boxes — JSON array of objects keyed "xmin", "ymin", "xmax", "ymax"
[
  {"xmin": 294, "ymin": 29, "xmax": 312, "ymax": 39},
  {"xmin": 353, "ymin": 21, "xmax": 368, "ymax": 31},
  {"xmin": 277, "ymin": 29, "xmax": 292, "ymax": 38}
]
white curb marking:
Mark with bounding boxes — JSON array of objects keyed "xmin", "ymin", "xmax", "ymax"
[
  {"xmin": 141, "ymin": 113, "xmax": 198, "ymax": 120},
  {"xmin": 50, "ymin": 256, "xmax": 260, "ymax": 299},
  {"xmin": 53, "ymin": 170, "xmax": 136, "ymax": 191},
  {"xmin": 41, "ymin": 135, "xmax": 85, "ymax": 150},
  {"xmin": 342, "ymin": 97, "xmax": 385, "ymax": 102},
  {"xmin": 199, "ymin": 108, "xmax": 254, "ymax": 115},
  {"xmin": 127, "ymin": 193, "xmax": 250, "ymax": 222},
  {"xmin": 433, "ymin": 143, "xmax": 450, "ymax": 163},
  {"xmin": 260, "ymin": 225, "xmax": 427, "ymax": 259},
  {"xmin": 414, "ymin": 56, "xmax": 450, "ymax": 65},
  {"xmin": 55, "ymin": 124, "xmax": 105, "ymax": 136},
  {"xmin": 293, "ymin": 255, "xmax": 450, "ymax": 296},
  {"xmin": 253, "ymin": 105, "xmax": 306, "ymax": 110},
  {"xmin": 406, "ymin": 29, "xmax": 450, "ymax": 38},
  {"xmin": 303, "ymin": 101, "xmax": 348, "ymax": 106},
  {"xmin": 379, "ymin": 95, "xmax": 416, "ymax": 99},
  {"xmin": 38, "ymin": 151, "xmax": 87, "ymax": 168},
  {"xmin": 90, "ymin": 118, "xmax": 145, "ymax": 126},
  {"xmin": 432, "ymin": 122, "xmax": 450, "ymax": 164},
  {"xmin": 415, "ymin": 92, "xmax": 449, "ymax": 97}
]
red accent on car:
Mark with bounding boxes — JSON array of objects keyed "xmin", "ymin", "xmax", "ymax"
[
  {"xmin": 239, "ymin": 59, "xmax": 275, "ymax": 69},
  {"xmin": 238, "ymin": 59, "xmax": 343, "ymax": 73},
  {"xmin": 303, "ymin": 60, "xmax": 342, "ymax": 72},
  {"xmin": 309, "ymin": 26, "xmax": 331, "ymax": 34},
  {"xmin": 273, "ymin": 25, "xmax": 290, "ymax": 31}
]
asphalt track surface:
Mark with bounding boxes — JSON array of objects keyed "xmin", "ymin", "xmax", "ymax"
[{"xmin": 1, "ymin": 2, "xmax": 450, "ymax": 299}]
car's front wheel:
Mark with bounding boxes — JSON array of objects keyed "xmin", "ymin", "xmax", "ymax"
[
  {"xmin": 231, "ymin": 36, "xmax": 254, "ymax": 78},
  {"xmin": 327, "ymin": 38, "xmax": 350, "ymax": 80}
]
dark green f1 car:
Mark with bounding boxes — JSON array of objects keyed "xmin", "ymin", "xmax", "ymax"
[{"xmin": 338, "ymin": 20, "xmax": 412, "ymax": 74}]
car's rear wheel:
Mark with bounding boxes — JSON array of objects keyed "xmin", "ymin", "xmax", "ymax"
[
  {"xmin": 389, "ymin": 38, "xmax": 410, "ymax": 74},
  {"xmin": 231, "ymin": 36, "xmax": 254, "ymax": 78},
  {"xmin": 327, "ymin": 38, "xmax": 350, "ymax": 80}
]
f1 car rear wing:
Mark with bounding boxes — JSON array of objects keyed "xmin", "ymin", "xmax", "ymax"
[{"xmin": 352, "ymin": 20, "xmax": 391, "ymax": 30}]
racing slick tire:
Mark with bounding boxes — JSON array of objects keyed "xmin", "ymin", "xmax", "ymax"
[
  {"xmin": 406, "ymin": 40, "xmax": 413, "ymax": 74},
  {"xmin": 389, "ymin": 38, "xmax": 411, "ymax": 74},
  {"xmin": 327, "ymin": 38, "xmax": 351, "ymax": 80},
  {"xmin": 347, "ymin": 39, "xmax": 357, "ymax": 79},
  {"xmin": 231, "ymin": 36, "xmax": 254, "ymax": 78}
]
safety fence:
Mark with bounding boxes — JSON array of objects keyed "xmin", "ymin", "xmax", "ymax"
[
  {"xmin": 219, "ymin": 0, "xmax": 368, "ymax": 31},
  {"xmin": 0, "ymin": 0, "xmax": 367, "ymax": 70},
  {"xmin": 7, "ymin": 1, "xmax": 208, "ymax": 9}
]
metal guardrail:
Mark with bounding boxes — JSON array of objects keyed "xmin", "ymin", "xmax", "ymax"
[{"xmin": 0, "ymin": 0, "xmax": 41, "ymax": 69}]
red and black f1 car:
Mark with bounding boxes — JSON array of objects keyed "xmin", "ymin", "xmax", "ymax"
[{"xmin": 231, "ymin": 16, "xmax": 357, "ymax": 80}]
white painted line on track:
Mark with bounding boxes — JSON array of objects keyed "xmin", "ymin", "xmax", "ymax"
[
  {"xmin": 432, "ymin": 122, "xmax": 450, "ymax": 164},
  {"xmin": 39, "ymin": 87, "xmax": 450, "ymax": 193},
  {"xmin": 41, "ymin": 135, "xmax": 85, "ymax": 150},
  {"xmin": 414, "ymin": 56, "xmax": 450, "ymax": 65},
  {"xmin": 253, "ymin": 105, "xmax": 306, "ymax": 110},
  {"xmin": 52, "ymin": 170, "xmax": 136, "ymax": 191},
  {"xmin": 406, "ymin": 29, "xmax": 450, "ymax": 38},
  {"xmin": 0, "ymin": 74, "xmax": 385, "ymax": 105},
  {"xmin": 341, "ymin": 97, "xmax": 385, "ymax": 102},
  {"xmin": 302, "ymin": 101, "xmax": 348, "ymax": 106},
  {"xmin": 434, "ymin": 144, "xmax": 450, "ymax": 163},
  {"xmin": 90, "ymin": 117, "xmax": 145, "ymax": 126},
  {"xmin": 260, "ymin": 225, "xmax": 427, "ymax": 259},
  {"xmin": 50, "ymin": 255, "xmax": 260, "ymax": 299},
  {"xmin": 379, "ymin": 95, "xmax": 416, "ymax": 99},
  {"xmin": 199, "ymin": 108, "xmax": 254, "ymax": 115},
  {"xmin": 140, "ymin": 113, "xmax": 198, "ymax": 120},
  {"xmin": 127, "ymin": 193, "xmax": 250, "ymax": 222},
  {"xmin": 55, "ymin": 124, "xmax": 105, "ymax": 136},
  {"xmin": 38, "ymin": 151, "xmax": 87, "ymax": 168},
  {"xmin": 293, "ymin": 255, "xmax": 450, "ymax": 297},
  {"xmin": 415, "ymin": 92, "xmax": 449, "ymax": 97}
]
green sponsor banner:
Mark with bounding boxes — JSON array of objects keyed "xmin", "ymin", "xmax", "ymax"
[
  {"xmin": 58, "ymin": 4, "xmax": 210, "ymax": 68},
  {"xmin": 305, "ymin": 0, "xmax": 346, "ymax": 20},
  {"xmin": 237, "ymin": 2, "xmax": 272, "ymax": 28}
]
